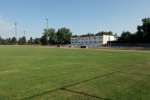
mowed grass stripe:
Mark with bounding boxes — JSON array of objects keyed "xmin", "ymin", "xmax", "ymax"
[
  {"xmin": 0, "ymin": 46, "xmax": 150, "ymax": 100},
  {"xmin": 23, "ymin": 71, "xmax": 118, "ymax": 100},
  {"xmin": 66, "ymin": 72, "xmax": 150, "ymax": 100}
]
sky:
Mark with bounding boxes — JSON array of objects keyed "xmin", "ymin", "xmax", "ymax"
[{"xmin": 0, "ymin": 0, "xmax": 150, "ymax": 39}]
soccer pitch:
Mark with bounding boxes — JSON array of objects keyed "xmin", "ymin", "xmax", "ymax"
[{"xmin": 0, "ymin": 46, "xmax": 150, "ymax": 100}]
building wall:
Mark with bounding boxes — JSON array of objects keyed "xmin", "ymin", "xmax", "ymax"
[
  {"xmin": 102, "ymin": 35, "xmax": 116, "ymax": 44},
  {"xmin": 71, "ymin": 35, "xmax": 116, "ymax": 46}
]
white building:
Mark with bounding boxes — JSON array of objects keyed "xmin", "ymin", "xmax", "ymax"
[{"xmin": 71, "ymin": 35, "xmax": 116, "ymax": 47}]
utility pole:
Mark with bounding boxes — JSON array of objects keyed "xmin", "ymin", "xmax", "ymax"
[{"xmin": 14, "ymin": 22, "xmax": 17, "ymax": 40}]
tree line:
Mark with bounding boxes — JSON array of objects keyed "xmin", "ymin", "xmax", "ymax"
[
  {"xmin": 118, "ymin": 17, "xmax": 150, "ymax": 43},
  {"xmin": 0, "ymin": 27, "xmax": 114, "ymax": 45},
  {"xmin": 0, "ymin": 17, "xmax": 150, "ymax": 45},
  {"xmin": 0, "ymin": 27, "xmax": 72, "ymax": 45},
  {"xmin": 72, "ymin": 31, "xmax": 115, "ymax": 38},
  {"xmin": 0, "ymin": 36, "xmax": 41, "ymax": 45},
  {"xmin": 40, "ymin": 27, "xmax": 72, "ymax": 45}
]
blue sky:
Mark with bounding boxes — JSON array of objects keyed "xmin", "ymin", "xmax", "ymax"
[{"xmin": 0, "ymin": 0, "xmax": 150, "ymax": 39}]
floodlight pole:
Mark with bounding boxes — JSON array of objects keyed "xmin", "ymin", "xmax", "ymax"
[
  {"xmin": 108, "ymin": 36, "xmax": 110, "ymax": 48},
  {"xmin": 46, "ymin": 18, "xmax": 48, "ymax": 30},
  {"xmin": 24, "ymin": 31, "xmax": 26, "ymax": 37},
  {"xmin": 109, "ymin": 36, "xmax": 110, "ymax": 48},
  {"xmin": 110, "ymin": 37, "xmax": 111, "ymax": 48},
  {"xmin": 14, "ymin": 22, "xmax": 17, "ymax": 40},
  {"xmin": 46, "ymin": 18, "xmax": 49, "ymax": 45}
]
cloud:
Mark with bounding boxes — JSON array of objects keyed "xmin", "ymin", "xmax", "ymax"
[{"xmin": 0, "ymin": 19, "xmax": 14, "ymax": 31}]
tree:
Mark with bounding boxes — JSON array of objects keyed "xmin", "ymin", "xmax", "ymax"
[
  {"xmin": 135, "ymin": 26, "xmax": 144, "ymax": 43},
  {"xmin": 95, "ymin": 31, "xmax": 113, "ymax": 36},
  {"xmin": 48, "ymin": 28, "xmax": 57, "ymax": 44},
  {"xmin": 4, "ymin": 38, "xmax": 9, "ymax": 45},
  {"xmin": 142, "ymin": 18, "xmax": 150, "ymax": 42},
  {"xmin": 80, "ymin": 33, "xmax": 95, "ymax": 37},
  {"xmin": 18, "ymin": 38, "xmax": 22, "ymax": 45},
  {"xmin": 56, "ymin": 27, "xmax": 72, "ymax": 44},
  {"xmin": 0, "ymin": 36, "xmax": 2, "ymax": 44},
  {"xmin": 22, "ymin": 36, "xmax": 26, "ymax": 45},
  {"xmin": 119, "ymin": 31, "xmax": 133, "ymax": 42},
  {"xmin": 72, "ymin": 35, "xmax": 78, "ymax": 38},
  {"xmin": 18, "ymin": 37, "xmax": 26, "ymax": 45},
  {"xmin": 11, "ymin": 37, "xmax": 17, "ymax": 44},
  {"xmin": 42, "ymin": 29, "xmax": 49, "ymax": 45},
  {"xmin": 42, "ymin": 28, "xmax": 57, "ymax": 45},
  {"xmin": 34, "ymin": 38, "xmax": 41, "ymax": 44},
  {"xmin": 8, "ymin": 38, "xmax": 12, "ymax": 44},
  {"xmin": 40, "ymin": 35, "xmax": 47, "ymax": 45},
  {"xmin": 0, "ymin": 37, "xmax": 6, "ymax": 45},
  {"xmin": 135, "ymin": 18, "xmax": 150, "ymax": 43},
  {"xmin": 28, "ymin": 37, "xmax": 34, "ymax": 45}
]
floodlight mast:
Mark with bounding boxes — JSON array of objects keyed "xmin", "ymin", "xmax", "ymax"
[
  {"xmin": 46, "ymin": 18, "xmax": 49, "ymax": 30},
  {"xmin": 108, "ymin": 36, "xmax": 110, "ymax": 48},
  {"xmin": 108, "ymin": 36, "xmax": 111, "ymax": 48},
  {"xmin": 24, "ymin": 31, "xmax": 26, "ymax": 37},
  {"xmin": 14, "ymin": 22, "xmax": 17, "ymax": 40},
  {"xmin": 46, "ymin": 18, "xmax": 49, "ymax": 45}
]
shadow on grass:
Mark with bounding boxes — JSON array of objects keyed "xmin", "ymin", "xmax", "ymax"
[
  {"xmin": 119, "ymin": 71, "xmax": 150, "ymax": 77},
  {"xmin": 60, "ymin": 87, "xmax": 110, "ymax": 100},
  {"xmin": 22, "ymin": 71, "xmax": 120, "ymax": 100},
  {"xmin": 22, "ymin": 88, "xmax": 60, "ymax": 100}
]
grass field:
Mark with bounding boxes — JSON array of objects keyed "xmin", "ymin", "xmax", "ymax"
[{"xmin": 0, "ymin": 46, "xmax": 150, "ymax": 100}]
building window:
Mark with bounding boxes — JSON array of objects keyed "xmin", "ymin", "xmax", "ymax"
[
  {"xmin": 94, "ymin": 37, "xmax": 97, "ymax": 39},
  {"xmin": 99, "ymin": 37, "xmax": 102, "ymax": 39}
]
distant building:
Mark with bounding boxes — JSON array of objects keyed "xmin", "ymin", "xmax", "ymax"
[{"xmin": 71, "ymin": 35, "xmax": 116, "ymax": 47}]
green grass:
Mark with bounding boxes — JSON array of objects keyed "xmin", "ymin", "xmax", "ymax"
[{"xmin": 0, "ymin": 46, "xmax": 150, "ymax": 100}]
